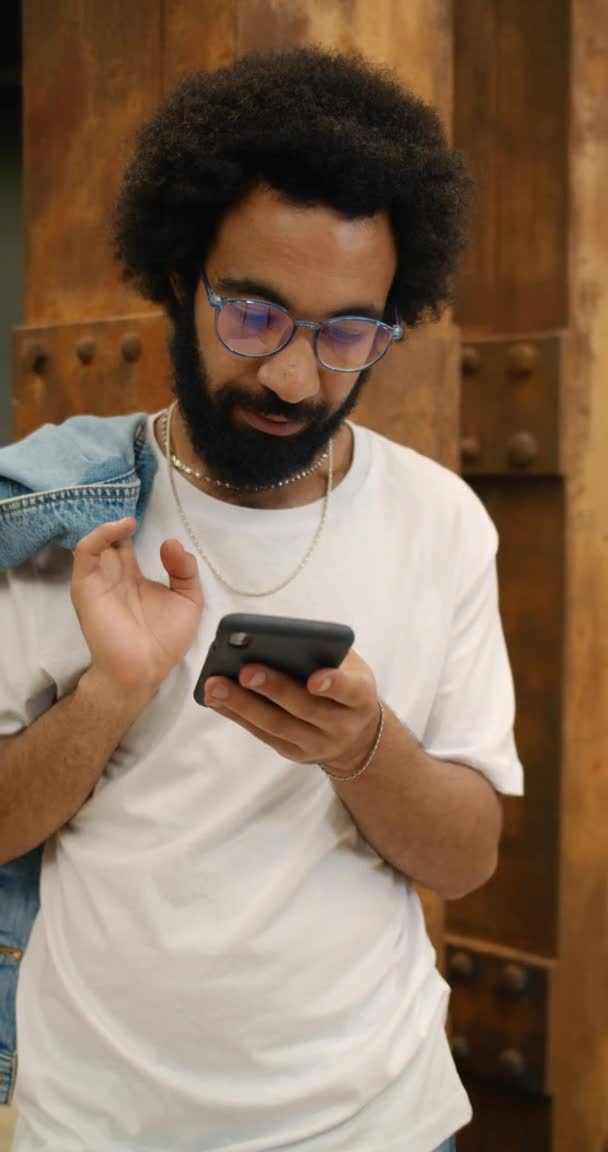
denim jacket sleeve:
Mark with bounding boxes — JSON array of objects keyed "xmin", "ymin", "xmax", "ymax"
[{"xmin": 0, "ymin": 411, "xmax": 157, "ymax": 1103}]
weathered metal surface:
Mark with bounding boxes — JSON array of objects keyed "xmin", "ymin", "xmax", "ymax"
[
  {"xmin": 460, "ymin": 334, "xmax": 562, "ymax": 477},
  {"xmin": 454, "ymin": 0, "xmax": 569, "ymax": 334},
  {"xmin": 23, "ymin": 0, "xmax": 163, "ymax": 325},
  {"xmin": 550, "ymin": 3, "xmax": 608, "ymax": 1149},
  {"xmin": 447, "ymin": 941, "xmax": 551, "ymax": 1096},
  {"xmin": 163, "ymin": 0, "xmax": 454, "ymax": 128},
  {"xmin": 13, "ymin": 314, "xmax": 171, "ymax": 440},
  {"xmin": 447, "ymin": 478, "xmax": 563, "ymax": 957}
]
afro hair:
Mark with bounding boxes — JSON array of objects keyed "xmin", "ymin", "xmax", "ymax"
[{"xmin": 112, "ymin": 47, "xmax": 471, "ymax": 329}]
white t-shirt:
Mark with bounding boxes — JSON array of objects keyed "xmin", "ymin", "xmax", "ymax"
[{"xmin": 2, "ymin": 418, "xmax": 523, "ymax": 1152}]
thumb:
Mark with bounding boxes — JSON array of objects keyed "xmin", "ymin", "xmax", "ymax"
[{"xmin": 160, "ymin": 539, "xmax": 204, "ymax": 609}]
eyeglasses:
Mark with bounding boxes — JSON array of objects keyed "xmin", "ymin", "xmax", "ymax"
[{"xmin": 201, "ymin": 271, "xmax": 403, "ymax": 374}]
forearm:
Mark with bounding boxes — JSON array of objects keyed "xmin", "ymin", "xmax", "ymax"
[
  {"xmin": 331, "ymin": 705, "xmax": 502, "ymax": 899},
  {"xmin": 0, "ymin": 668, "xmax": 153, "ymax": 864}
]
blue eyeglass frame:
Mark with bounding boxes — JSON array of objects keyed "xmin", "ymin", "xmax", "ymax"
[{"xmin": 201, "ymin": 270, "xmax": 404, "ymax": 373}]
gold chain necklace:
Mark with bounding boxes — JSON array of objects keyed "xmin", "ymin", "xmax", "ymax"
[
  {"xmin": 168, "ymin": 428, "xmax": 329, "ymax": 492},
  {"xmin": 163, "ymin": 401, "xmax": 333, "ymax": 598}
]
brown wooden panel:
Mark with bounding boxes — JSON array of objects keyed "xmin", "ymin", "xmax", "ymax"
[
  {"xmin": 458, "ymin": 1083, "xmax": 552, "ymax": 1152},
  {"xmin": 13, "ymin": 314, "xmax": 171, "ymax": 440},
  {"xmin": 162, "ymin": 0, "xmax": 237, "ymax": 88},
  {"xmin": 550, "ymin": 3, "xmax": 608, "ymax": 1148},
  {"xmin": 354, "ymin": 319, "xmax": 459, "ymax": 470},
  {"xmin": 23, "ymin": 0, "xmax": 163, "ymax": 325},
  {"xmin": 234, "ymin": 0, "xmax": 453, "ymax": 125},
  {"xmin": 447, "ymin": 479, "xmax": 563, "ymax": 956},
  {"xmin": 164, "ymin": 0, "xmax": 453, "ymax": 127},
  {"xmin": 447, "ymin": 942, "xmax": 551, "ymax": 1095},
  {"xmin": 453, "ymin": 0, "xmax": 498, "ymax": 332},
  {"xmin": 460, "ymin": 334, "xmax": 561, "ymax": 477},
  {"xmin": 454, "ymin": 0, "xmax": 569, "ymax": 334}
]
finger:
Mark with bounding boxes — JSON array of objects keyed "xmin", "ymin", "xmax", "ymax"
[
  {"xmin": 205, "ymin": 677, "xmax": 314, "ymax": 747},
  {"xmin": 72, "ymin": 518, "xmax": 136, "ymax": 577},
  {"xmin": 237, "ymin": 664, "xmax": 343, "ymax": 728},
  {"xmin": 160, "ymin": 539, "xmax": 204, "ymax": 609},
  {"xmin": 208, "ymin": 703, "xmax": 304, "ymax": 761},
  {"xmin": 307, "ymin": 660, "xmax": 374, "ymax": 709}
]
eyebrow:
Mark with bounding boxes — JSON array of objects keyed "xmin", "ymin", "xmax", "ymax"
[{"xmin": 215, "ymin": 275, "xmax": 387, "ymax": 323}]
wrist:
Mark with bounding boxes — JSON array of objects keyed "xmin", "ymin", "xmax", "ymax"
[
  {"xmin": 321, "ymin": 700, "xmax": 385, "ymax": 782},
  {"xmin": 76, "ymin": 665, "xmax": 159, "ymax": 724}
]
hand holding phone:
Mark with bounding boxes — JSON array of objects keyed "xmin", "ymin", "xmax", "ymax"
[{"xmin": 194, "ymin": 613, "xmax": 355, "ymax": 706}]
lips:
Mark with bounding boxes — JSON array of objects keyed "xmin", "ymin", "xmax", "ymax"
[{"xmin": 239, "ymin": 409, "xmax": 308, "ymax": 437}]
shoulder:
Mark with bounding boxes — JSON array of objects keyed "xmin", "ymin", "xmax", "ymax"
[{"xmin": 361, "ymin": 424, "xmax": 497, "ymax": 555}]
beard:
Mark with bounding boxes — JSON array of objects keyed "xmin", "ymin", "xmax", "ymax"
[{"xmin": 168, "ymin": 302, "xmax": 370, "ymax": 489}]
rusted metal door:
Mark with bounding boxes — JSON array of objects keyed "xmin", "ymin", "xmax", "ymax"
[{"xmin": 450, "ymin": 3, "xmax": 608, "ymax": 1151}]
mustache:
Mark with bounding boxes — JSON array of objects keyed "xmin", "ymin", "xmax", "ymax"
[{"xmin": 216, "ymin": 384, "xmax": 329, "ymax": 424}]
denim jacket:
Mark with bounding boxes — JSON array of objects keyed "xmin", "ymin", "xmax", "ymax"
[{"xmin": 0, "ymin": 412, "xmax": 157, "ymax": 1103}]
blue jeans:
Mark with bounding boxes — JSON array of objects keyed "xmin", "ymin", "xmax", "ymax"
[{"xmin": 435, "ymin": 1139, "xmax": 456, "ymax": 1152}]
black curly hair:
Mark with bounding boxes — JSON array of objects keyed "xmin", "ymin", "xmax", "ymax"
[{"xmin": 113, "ymin": 47, "xmax": 471, "ymax": 328}]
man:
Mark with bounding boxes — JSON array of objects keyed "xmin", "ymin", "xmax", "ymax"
[{"xmin": 0, "ymin": 48, "xmax": 523, "ymax": 1152}]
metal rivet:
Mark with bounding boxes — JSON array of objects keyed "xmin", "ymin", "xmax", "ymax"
[
  {"xmin": 0, "ymin": 946, "xmax": 23, "ymax": 962},
  {"xmin": 461, "ymin": 346, "xmax": 480, "ymax": 376},
  {"xmin": 449, "ymin": 950, "xmax": 475, "ymax": 979},
  {"xmin": 461, "ymin": 436, "xmax": 481, "ymax": 463},
  {"xmin": 501, "ymin": 963, "xmax": 528, "ymax": 993},
  {"xmin": 0, "ymin": 1072, "xmax": 3, "ymax": 1084},
  {"xmin": 451, "ymin": 1035, "xmax": 470, "ymax": 1063},
  {"xmin": 121, "ymin": 333, "xmax": 142, "ymax": 363},
  {"xmin": 76, "ymin": 337, "xmax": 96, "ymax": 365},
  {"xmin": 22, "ymin": 338, "xmax": 48, "ymax": 374},
  {"xmin": 508, "ymin": 342, "xmax": 537, "ymax": 376},
  {"xmin": 508, "ymin": 431, "xmax": 538, "ymax": 467},
  {"xmin": 498, "ymin": 1048, "xmax": 526, "ymax": 1080}
]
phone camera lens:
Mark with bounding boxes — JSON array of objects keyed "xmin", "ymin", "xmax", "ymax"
[{"xmin": 228, "ymin": 632, "xmax": 252, "ymax": 649}]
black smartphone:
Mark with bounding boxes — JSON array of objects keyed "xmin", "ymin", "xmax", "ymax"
[{"xmin": 193, "ymin": 613, "xmax": 355, "ymax": 705}]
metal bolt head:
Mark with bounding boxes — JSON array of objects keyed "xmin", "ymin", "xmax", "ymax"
[
  {"xmin": 508, "ymin": 431, "xmax": 538, "ymax": 468},
  {"xmin": 501, "ymin": 963, "xmax": 528, "ymax": 993},
  {"xmin": 451, "ymin": 1035, "xmax": 470, "ymax": 1063},
  {"xmin": 449, "ymin": 950, "xmax": 475, "ymax": 979},
  {"xmin": 22, "ymin": 338, "xmax": 48, "ymax": 374},
  {"xmin": 121, "ymin": 333, "xmax": 142, "ymax": 363},
  {"xmin": 461, "ymin": 436, "xmax": 481, "ymax": 463},
  {"xmin": 461, "ymin": 345, "xmax": 480, "ymax": 376},
  {"xmin": 509, "ymin": 342, "xmax": 537, "ymax": 376},
  {"xmin": 498, "ymin": 1048, "xmax": 526, "ymax": 1080},
  {"xmin": 76, "ymin": 337, "xmax": 96, "ymax": 365}
]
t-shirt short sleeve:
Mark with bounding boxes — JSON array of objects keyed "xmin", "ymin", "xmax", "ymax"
[
  {"xmin": 421, "ymin": 485, "xmax": 524, "ymax": 796},
  {"xmin": 0, "ymin": 566, "xmax": 58, "ymax": 736}
]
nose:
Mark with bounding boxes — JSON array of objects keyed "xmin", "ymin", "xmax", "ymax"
[{"xmin": 255, "ymin": 330, "xmax": 320, "ymax": 405}]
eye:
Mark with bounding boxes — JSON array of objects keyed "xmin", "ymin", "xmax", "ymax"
[
  {"xmin": 231, "ymin": 302, "xmax": 273, "ymax": 330},
  {"xmin": 326, "ymin": 322, "xmax": 372, "ymax": 345}
]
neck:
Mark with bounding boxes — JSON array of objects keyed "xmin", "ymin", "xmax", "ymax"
[{"xmin": 155, "ymin": 404, "xmax": 353, "ymax": 510}]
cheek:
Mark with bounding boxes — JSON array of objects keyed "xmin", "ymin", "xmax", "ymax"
[
  {"xmin": 196, "ymin": 310, "xmax": 258, "ymax": 387},
  {"xmin": 319, "ymin": 370, "xmax": 360, "ymax": 411}
]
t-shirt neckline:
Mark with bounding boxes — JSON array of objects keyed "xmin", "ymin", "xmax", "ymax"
[{"xmin": 147, "ymin": 413, "xmax": 372, "ymax": 529}]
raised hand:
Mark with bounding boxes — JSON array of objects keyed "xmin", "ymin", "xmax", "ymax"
[{"xmin": 71, "ymin": 517, "xmax": 203, "ymax": 692}]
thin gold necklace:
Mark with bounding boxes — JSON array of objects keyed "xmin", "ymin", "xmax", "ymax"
[
  {"xmin": 163, "ymin": 401, "xmax": 334, "ymax": 598},
  {"xmin": 167, "ymin": 420, "xmax": 329, "ymax": 493}
]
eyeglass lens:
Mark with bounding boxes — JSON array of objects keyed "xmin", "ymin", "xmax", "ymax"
[{"xmin": 217, "ymin": 300, "xmax": 391, "ymax": 370}]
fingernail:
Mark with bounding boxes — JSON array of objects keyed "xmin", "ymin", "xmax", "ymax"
[
  {"xmin": 208, "ymin": 681, "xmax": 229, "ymax": 700},
  {"xmin": 316, "ymin": 677, "xmax": 332, "ymax": 693},
  {"xmin": 246, "ymin": 671, "xmax": 266, "ymax": 689}
]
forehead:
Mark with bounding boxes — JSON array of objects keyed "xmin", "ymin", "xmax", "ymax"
[{"xmin": 207, "ymin": 185, "xmax": 397, "ymax": 313}]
